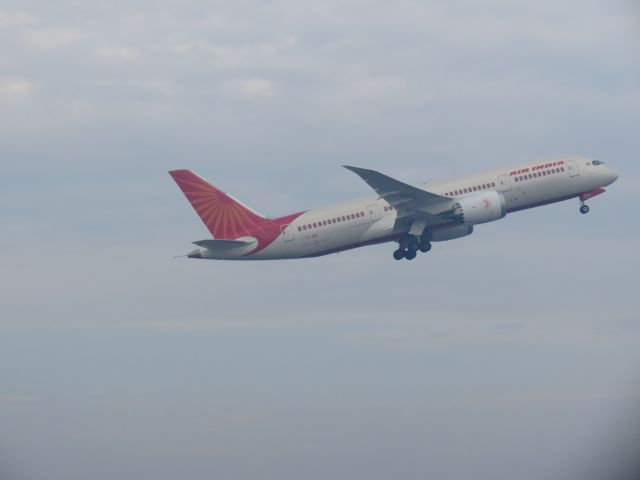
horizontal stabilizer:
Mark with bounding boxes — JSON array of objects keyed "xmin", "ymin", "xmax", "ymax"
[{"xmin": 193, "ymin": 238, "xmax": 257, "ymax": 250}]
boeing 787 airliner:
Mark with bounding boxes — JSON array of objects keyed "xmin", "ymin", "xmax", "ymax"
[{"xmin": 170, "ymin": 156, "xmax": 617, "ymax": 261}]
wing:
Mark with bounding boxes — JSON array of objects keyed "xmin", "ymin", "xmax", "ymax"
[{"xmin": 343, "ymin": 166, "xmax": 455, "ymax": 229}]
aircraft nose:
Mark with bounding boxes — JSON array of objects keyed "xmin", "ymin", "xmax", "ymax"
[{"xmin": 606, "ymin": 167, "xmax": 619, "ymax": 184}]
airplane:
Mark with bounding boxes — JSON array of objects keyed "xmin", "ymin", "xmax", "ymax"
[{"xmin": 169, "ymin": 156, "xmax": 618, "ymax": 261}]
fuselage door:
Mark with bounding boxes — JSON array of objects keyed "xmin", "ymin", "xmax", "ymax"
[
  {"xmin": 566, "ymin": 160, "xmax": 580, "ymax": 177},
  {"xmin": 281, "ymin": 224, "xmax": 295, "ymax": 242},
  {"xmin": 367, "ymin": 204, "xmax": 381, "ymax": 222},
  {"xmin": 497, "ymin": 174, "xmax": 512, "ymax": 192}
]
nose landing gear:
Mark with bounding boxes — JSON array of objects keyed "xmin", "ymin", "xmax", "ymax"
[
  {"xmin": 578, "ymin": 189, "xmax": 607, "ymax": 214},
  {"xmin": 579, "ymin": 196, "xmax": 590, "ymax": 214}
]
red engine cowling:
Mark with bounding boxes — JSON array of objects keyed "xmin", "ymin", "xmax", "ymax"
[{"xmin": 454, "ymin": 190, "xmax": 506, "ymax": 225}]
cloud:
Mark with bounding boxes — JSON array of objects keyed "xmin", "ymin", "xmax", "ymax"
[
  {"xmin": 0, "ymin": 9, "xmax": 36, "ymax": 28},
  {"xmin": 218, "ymin": 78, "xmax": 274, "ymax": 98},
  {"xmin": 0, "ymin": 2, "xmax": 638, "ymax": 480},
  {"xmin": 24, "ymin": 27, "xmax": 84, "ymax": 50},
  {"xmin": 95, "ymin": 46, "xmax": 138, "ymax": 63},
  {"xmin": 0, "ymin": 394, "xmax": 36, "ymax": 405},
  {"xmin": 0, "ymin": 79, "xmax": 33, "ymax": 97}
]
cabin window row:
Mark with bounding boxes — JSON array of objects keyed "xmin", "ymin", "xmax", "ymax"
[
  {"xmin": 297, "ymin": 211, "xmax": 366, "ymax": 231},
  {"xmin": 442, "ymin": 182, "xmax": 496, "ymax": 197},
  {"xmin": 514, "ymin": 167, "xmax": 564, "ymax": 183}
]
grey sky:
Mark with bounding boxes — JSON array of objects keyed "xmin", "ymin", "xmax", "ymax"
[{"xmin": 1, "ymin": 1, "xmax": 640, "ymax": 479}]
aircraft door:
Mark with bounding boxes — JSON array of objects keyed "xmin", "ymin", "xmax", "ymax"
[
  {"xmin": 566, "ymin": 160, "xmax": 580, "ymax": 177},
  {"xmin": 281, "ymin": 224, "xmax": 295, "ymax": 242},
  {"xmin": 497, "ymin": 174, "xmax": 512, "ymax": 192},
  {"xmin": 367, "ymin": 204, "xmax": 381, "ymax": 222}
]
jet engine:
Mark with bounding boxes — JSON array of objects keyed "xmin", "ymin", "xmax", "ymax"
[
  {"xmin": 453, "ymin": 190, "xmax": 507, "ymax": 225},
  {"xmin": 431, "ymin": 225, "xmax": 473, "ymax": 242}
]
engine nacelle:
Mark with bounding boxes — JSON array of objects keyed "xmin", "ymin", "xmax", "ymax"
[
  {"xmin": 432, "ymin": 224, "xmax": 473, "ymax": 242},
  {"xmin": 454, "ymin": 190, "xmax": 506, "ymax": 225}
]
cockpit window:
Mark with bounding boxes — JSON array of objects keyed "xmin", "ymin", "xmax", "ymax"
[{"xmin": 592, "ymin": 160, "xmax": 605, "ymax": 165}]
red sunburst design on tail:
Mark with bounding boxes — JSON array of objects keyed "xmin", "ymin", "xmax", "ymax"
[{"xmin": 169, "ymin": 169, "xmax": 268, "ymax": 239}]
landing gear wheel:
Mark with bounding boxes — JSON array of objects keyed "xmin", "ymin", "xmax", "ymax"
[
  {"xmin": 408, "ymin": 240, "xmax": 420, "ymax": 252},
  {"xmin": 580, "ymin": 205, "xmax": 590, "ymax": 214},
  {"xmin": 405, "ymin": 249, "xmax": 417, "ymax": 260},
  {"xmin": 419, "ymin": 241, "xmax": 432, "ymax": 253},
  {"xmin": 393, "ymin": 249, "xmax": 406, "ymax": 260}
]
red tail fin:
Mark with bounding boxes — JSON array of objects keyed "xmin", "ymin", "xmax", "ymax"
[{"xmin": 169, "ymin": 170, "xmax": 267, "ymax": 239}]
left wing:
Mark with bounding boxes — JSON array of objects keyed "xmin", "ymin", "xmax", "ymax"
[{"xmin": 343, "ymin": 166, "xmax": 455, "ymax": 229}]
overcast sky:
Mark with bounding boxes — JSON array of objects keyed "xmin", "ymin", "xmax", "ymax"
[{"xmin": 1, "ymin": 1, "xmax": 640, "ymax": 479}]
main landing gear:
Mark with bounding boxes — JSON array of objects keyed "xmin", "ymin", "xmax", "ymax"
[{"xmin": 393, "ymin": 236, "xmax": 432, "ymax": 261}]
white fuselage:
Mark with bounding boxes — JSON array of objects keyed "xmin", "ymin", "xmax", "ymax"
[{"xmin": 199, "ymin": 156, "xmax": 618, "ymax": 260}]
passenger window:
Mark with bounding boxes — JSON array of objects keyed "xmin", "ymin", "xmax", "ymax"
[{"xmin": 297, "ymin": 226, "xmax": 301, "ymax": 232}]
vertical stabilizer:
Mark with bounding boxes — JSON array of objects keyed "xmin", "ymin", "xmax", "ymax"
[{"xmin": 169, "ymin": 170, "xmax": 267, "ymax": 239}]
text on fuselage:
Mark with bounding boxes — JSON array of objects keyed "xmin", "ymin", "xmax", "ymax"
[{"xmin": 510, "ymin": 160, "xmax": 565, "ymax": 176}]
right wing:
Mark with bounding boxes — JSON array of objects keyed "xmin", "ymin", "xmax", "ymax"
[{"xmin": 343, "ymin": 166, "xmax": 456, "ymax": 229}]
